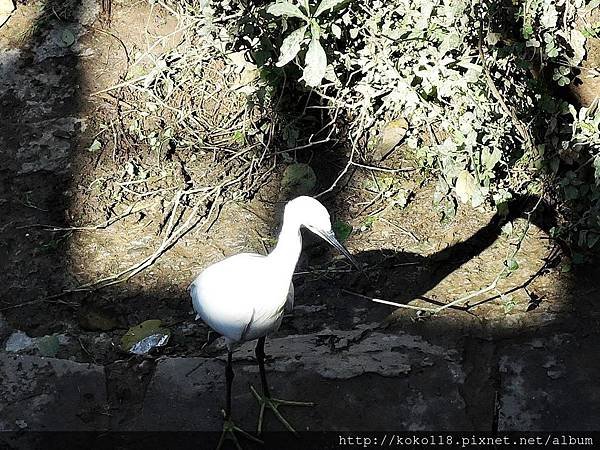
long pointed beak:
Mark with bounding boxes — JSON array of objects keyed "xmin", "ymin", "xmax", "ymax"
[{"xmin": 317, "ymin": 229, "xmax": 361, "ymax": 271}]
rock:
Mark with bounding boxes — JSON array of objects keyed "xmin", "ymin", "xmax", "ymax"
[
  {"xmin": 4, "ymin": 331, "xmax": 69, "ymax": 357},
  {"xmin": 5, "ymin": 331, "xmax": 34, "ymax": 352},
  {"xmin": 33, "ymin": 0, "xmax": 100, "ymax": 63},
  {"xmin": 0, "ymin": 354, "xmax": 107, "ymax": 431},
  {"xmin": 139, "ymin": 327, "xmax": 469, "ymax": 431},
  {"xmin": 0, "ymin": 49, "xmax": 20, "ymax": 80},
  {"xmin": 16, "ymin": 117, "xmax": 82, "ymax": 175},
  {"xmin": 498, "ymin": 333, "xmax": 600, "ymax": 430},
  {"xmin": 0, "ymin": 313, "xmax": 9, "ymax": 337}
]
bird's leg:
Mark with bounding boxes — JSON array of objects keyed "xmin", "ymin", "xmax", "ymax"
[
  {"xmin": 256, "ymin": 336, "xmax": 271, "ymax": 398},
  {"xmin": 217, "ymin": 351, "xmax": 262, "ymax": 450},
  {"xmin": 225, "ymin": 350, "xmax": 234, "ymax": 420},
  {"xmin": 251, "ymin": 336, "xmax": 314, "ymax": 435}
]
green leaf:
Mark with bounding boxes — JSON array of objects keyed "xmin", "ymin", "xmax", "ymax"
[
  {"xmin": 121, "ymin": 319, "xmax": 170, "ymax": 355},
  {"xmin": 88, "ymin": 139, "xmax": 102, "ymax": 152},
  {"xmin": 540, "ymin": 4, "xmax": 558, "ymax": 29},
  {"xmin": 587, "ymin": 232, "xmax": 600, "ymax": 248},
  {"xmin": 572, "ymin": 252, "xmax": 586, "ymax": 265},
  {"xmin": 302, "ymin": 36, "xmax": 327, "ymax": 87},
  {"xmin": 60, "ymin": 29, "xmax": 75, "ymax": 47},
  {"xmin": 331, "ymin": 23, "xmax": 342, "ymax": 39},
  {"xmin": 267, "ymin": 1, "xmax": 308, "ymax": 20},
  {"xmin": 333, "ymin": 220, "xmax": 352, "ymax": 242},
  {"xmin": 505, "ymin": 258, "xmax": 519, "ymax": 271},
  {"xmin": 564, "ymin": 185, "xmax": 579, "ymax": 200},
  {"xmin": 281, "ymin": 163, "xmax": 317, "ymax": 197},
  {"xmin": 567, "ymin": 29, "xmax": 586, "ymax": 66},
  {"xmin": 481, "ymin": 147, "xmax": 502, "ymax": 171},
  {"xmin": 276, "ymin": 25, "xmax": 308, "ymax": 67},
  {"xmin": 37, "ymin": 335, "xmax": 60, "ymax": 357},
  {"xmin": 314, "ymin": 0, "xmax": 346, "ymax": 17},
  {"xmin": 362, "ymin": 216, "xmax": 377, "ymax": 229}
]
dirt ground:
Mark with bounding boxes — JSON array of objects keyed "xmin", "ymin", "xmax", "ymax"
[{"xmin": 1, "ymin": 0, "xmax": 600, "ymax": 440}]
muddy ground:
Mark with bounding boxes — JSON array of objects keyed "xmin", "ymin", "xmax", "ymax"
[{"xmin": 1, "ymin": 0, "xmax": 600, "ymax": 445}]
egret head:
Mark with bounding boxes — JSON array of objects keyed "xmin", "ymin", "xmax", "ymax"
[{"xmin": 285, "ymin": 196, "xmax": 360, "ymax": 270}]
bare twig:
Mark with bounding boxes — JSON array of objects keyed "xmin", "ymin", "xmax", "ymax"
[
  {"xmin": 17, "ymin": 201, "xmax": 152, "ymax": 232},
  {"xmin": 350, "ymin": 162, "xmax": 416, "ymax": 173},
  {"xmin": 434, "ymin": 270, "xmax": 506, "ymax": 313},
  {"xmin": 316, "ymin": 109, "xmax": 368, "ymax": 198},
  {"xmin": 342, "ymin": 289, "xmax": 439, "ymax": 313}
]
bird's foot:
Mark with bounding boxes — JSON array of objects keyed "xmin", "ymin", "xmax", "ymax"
[
  {"xmin": 217, "ymin": 411, "xmax": 262, "ymax": 450},
  {"xmin": 250, "ymin": 385, "xmax": 315, "ymax": 435}
]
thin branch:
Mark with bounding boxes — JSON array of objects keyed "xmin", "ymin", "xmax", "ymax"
[
  {"xmin": 17, "ymin": 202, "xmax": 151, "ymax": 232},
  {"xmin": 343, "ymin": 290, "xmax": 439, "ymax": 313}
]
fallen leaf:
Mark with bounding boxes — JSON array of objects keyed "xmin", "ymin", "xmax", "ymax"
[
  {"xmin": 60, "ymin": 28, "xmax": 76, "ymax": 47},
  {"xmin": 121, "ymin": 319, "xmax": 170, "ymax": 355},
  {"xmin": 455, "ymin": 170, "xmax": 479, "ymax": 205},
  {"xmin": 372, "ymin": 119, "xmax": 408, "ymax": 161}
]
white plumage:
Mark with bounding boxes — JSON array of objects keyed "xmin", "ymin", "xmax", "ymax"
[
  {"xmin": 189, "ymin": 253, "xmax": 295, "ymax": 345},
  {"xmin": 190, "ymin": 196, "xmax": 357, "ymax": 348},
  {"xmin": 188, "ymin": 196, "xmax": 359, "ymax": 441}
]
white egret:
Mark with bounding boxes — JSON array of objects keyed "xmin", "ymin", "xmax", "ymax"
[{"xmin": 189, "ymin": 196, "xmax": 360, "ymax": 446}]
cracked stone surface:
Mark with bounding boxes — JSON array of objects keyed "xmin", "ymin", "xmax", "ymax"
[
  {"xmin": 138, "ymin": 327, "xmax": 469, "ymax": 431},
  {"xmin": 498, "ymin": 332, "xmax": 600, "ymax": 431},
  {"xmin": 0, "ymin": 354, "xmax": 108, "ymax": 431}
]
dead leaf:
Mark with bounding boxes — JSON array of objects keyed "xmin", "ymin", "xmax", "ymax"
[
  {"xmin": 372, "ymin": 118, "xmax": 408, "ymax": 161},
  {"xmin": 455, "ymin": 170, "xmax": 477, "ymax": 204}
]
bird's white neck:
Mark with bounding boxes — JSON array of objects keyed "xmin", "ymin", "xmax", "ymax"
[{"xmin": 267, "ymin": 218, "xmax": 303, "ymax": 281}]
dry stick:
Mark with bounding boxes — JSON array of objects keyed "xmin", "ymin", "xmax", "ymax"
[
  {"xmin": 271, "ymin": 138, "xmax": 335, "ymax": 155},
  {"xmin": 344, "ymin": 273, "xmax": 504, "ymax": 315},
  {"xmin": 342, "ymin": 290, "xmax": 439, "ymax": 313},
  {"xmin": 356, "ymin": 189, "xmax": 386, "ymax": 216},
  {"xmin": 351, "ymin": 205, "xmax": 541, "ymax": 315},
  {"xmin": 468, "ymin": 245, "xmax": 558, "ymax": 309},
  {"xmin": 433, "ymin": 269, "xmax": 507, "ymax": 313},
  {"xmin": 18, "ymin": 202, "xmax": 151, "ymax": 232},
  {"xmin": 350, "ymin": 162, "xmax": 416, "ymax": 173},
  {"xmin": 59, "ymin": 190, "xmax": 192, "ymax": 293},
  {"xmin": 379, "ymin": 218, "xmax": 420, "ymax": 243},
  {"xmin": 315, "ymin": 109, "xmax": 367, "ymax": 198},
  {"xmin": 66, "ymin": 171, "xmax": 248, "ymax": 293},
  {"xmin": 90, "ymin": 74, "xmax": 150, "ymax": 97},
  {"xmin": 11, "ymin": 188, "xmax": 210, "ymax": 308}
]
